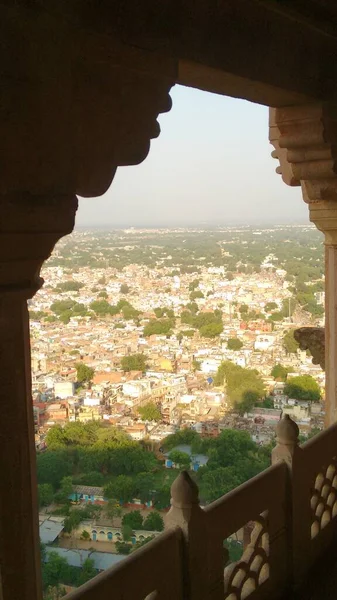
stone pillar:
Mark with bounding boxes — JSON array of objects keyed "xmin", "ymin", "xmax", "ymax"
[
  {"xmin": 0, "ymin": 193, "xmax": 77, "ymax": 600},
  {"xmin": 309, "ymin": 202, "xmax": 337, "ymax": 425},
  {"xmin": 270, "ymin": 103, "xmax": 337, "ymax": 426},
  {"xmin": 272, "ymin": 415, "xmax": 302, "ymax": 587},
  {"xmin": 165, "ymin": 471, "xmax": 209, "ymax": 600}
]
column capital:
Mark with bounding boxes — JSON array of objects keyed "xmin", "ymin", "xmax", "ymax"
[
  {"xmin": 270, "ymin": 103, "xmax": 337, "ymax": 243},
  {"xmin": 0, "ymin": 193, "xmax": 77, "ymax": 298},
  {"xmin": 270, "ymin": 103, "xmax": 337, "ymax": 203},
  {"xmin": 308, "ymin": 201, "xmax": 337, "ymax": 244}
]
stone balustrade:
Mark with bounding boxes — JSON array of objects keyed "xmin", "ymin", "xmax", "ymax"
[{"xmin": 64, "ymin": 415, "xmax": 337, "ymax": 600}]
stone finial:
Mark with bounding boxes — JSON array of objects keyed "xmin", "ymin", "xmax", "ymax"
[
  {"xmin": 166, "ymin": 471, "xmax": 207, "ymax": 600},
  {"xmin": 294, "ymin": 327, "xmax": 325, "ymax": 370},
  {"xmin": 170, "ymin": 471, "xmax": 199, "ymax": 508},
  {"xmin": 272, "ymin": 415, "xmax": 299, "ymax": 467},
  {"xmin": 276, "ymin": 415, "xmax": 299, "ymax": 444}
]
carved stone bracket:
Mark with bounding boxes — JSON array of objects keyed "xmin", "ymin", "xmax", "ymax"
[
  {"xmin": 269, "ymin": 104, "xmax": 337, "ymax": 204},
  {"xmin": 0, "ymin": 193, "xmax": 78, "ymax": 297},
  {"xmin": 1, "ymin": 13, "xmax": 177, "ymax": 199},
  {"xmin": 294, "ymin": 327, "xmax": 325, "ymax": 370}
]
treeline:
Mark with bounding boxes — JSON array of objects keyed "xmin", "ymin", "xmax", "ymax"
[
  {"xmin": 38, "ymin": 421, "xmax": 272, "ymax": 507},
  {"xmin": 38, "ymin": 422, "xmax": 156, "ymax": 488},
  {"xmin": 47, "ymin": 228, "xmax": 324, "ymax": 280}
]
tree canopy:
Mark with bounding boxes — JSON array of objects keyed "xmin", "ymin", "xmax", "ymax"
[
  {"xmin": 122, "ymin": 510, "xmax": 143, "ymax": 530},
  {"xmin": 168, "ymin": 450, "xmax": 191, "ymax": 469},
  {"xmin": 143, "ymin": 511, "xmax": 164, "ymax": 531},
  {"xmin": 121, "ymin": 353, "xmax": 148, "ymax": 373},
  {"xmin": 75, "ymin": 363, "xmax": 94, "ymax": 383},
  {"xmin": 138, "ymin": 402, "xmax": 162, "ymax": 422},
  {"xmin": 214, "ymin": 361, "xmax": 265, "ymax": 412},
  {"xmin": 104, "ymin": 475, "xmax": 134, "ymax": 503},
  {"xmin": 120, "ymin": 283, "xmax": 130, "ymax": 294},
  {"xmin": 283, "ymin": 330, "xmax": 299, "ymax": 354},
  {"xmin": 38, "ymin": 483, "xmax": 54, "ymax": 507},
  {"xmin": 271, "ymin": 364, "xmax": 291, "ymax": 381},
  {"xmin": 197, "ymin": 429, "xmax": 271, "ymax": 502},
  {"xmin": 284, "ymin": 375, "xmax": 321, "ymax": 402},
  {"xmin": 143, "ymin": 318, "xmax": 174, "ymax": 337},
  {"xmin": 227, "ymin": 338, "xmax": 243, "ymax": 351}
]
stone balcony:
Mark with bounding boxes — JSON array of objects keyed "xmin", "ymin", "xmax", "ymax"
[{"xmin": 63, "ymin": 415, "xmax": 337, "ymax": 600}]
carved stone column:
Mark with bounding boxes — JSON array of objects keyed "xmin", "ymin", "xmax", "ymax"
[
  {"xmin": 0, "ymin": 193, "xmax": 77, "ymax": 600},
  {"xmin": 270, "ymin": 103, "xmax": 337, "ymax": 426}
]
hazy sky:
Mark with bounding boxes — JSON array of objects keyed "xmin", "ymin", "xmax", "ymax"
[{"xmin": 77, "ymin": 85, "xmax": 308, "ymax": 228}]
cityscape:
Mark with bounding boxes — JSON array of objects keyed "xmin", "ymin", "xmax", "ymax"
[{"xmin": 32, "ymin": 224, "xmax": 326, "ymax": 596}]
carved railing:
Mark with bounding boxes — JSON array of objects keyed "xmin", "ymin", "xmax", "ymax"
[
  {"xmin": 63, "ymin": 416, "xmax": 337, "ymax": 600},
  {"xmin": 65, "ymin": 529, "xmax": 184, "ymax": 600}
]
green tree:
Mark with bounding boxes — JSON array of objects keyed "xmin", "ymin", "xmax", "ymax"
[
  {"xmin": 134, "ymin": 472, "xmax": 155, "ymax": 504},
  {"xmin": 63, "ymin": 509, "xmax": 84, "ymax": 533},
  {"xmin": 224, "ymin": 539, "xmax": 243, "ymax": 564},
  {"xmin": 190, "ymin": 290, "xmax": 204, "ymax": 300},
  {"xmin": 199, "ymin": 466, "xmax": 241, "ymax": 502},
  {"xmin": 168, "ymin": 450, "xmax": 191, "ymax": 469},
  {"xmin": 37, "ymin": 451, "xmax": 72, "ymax": 489},
  {"xmin": 77, "ymin": 559, "xmax": 97, "ymax": 586},
  {"xmin": 199, "ymin": 322, "xmax": 223, "ymax": 338},
  {"xmin": 186, "ymin": 302, "xmax": 198, "ymax": 313},
  {"xmin": 138, "ymin": 402, "xmax": 162, "ymax": 422},
  {"xmin": 227, "ymin": 338, "xmax": 243, "ymax": 351},
  {"xmin": 54, "ymin": 476, "xmax": 73, "ymax": 504},
  {"xmin": 55, "ymin": 281, "xmax": 84, "ymax": 293},
  {"xmin": 98, "ymin": 290, "xmax": 108, "ymax": 299},
  {"xmin": 189, "ymin": 279, "xmax": 200, "ymax": 291},
  {"xmin": 120, "ymin": 283, "xmax": 130, "ymax": 294},
  {"xmin": 89, "ymin": 300, "xmax": 118, "ymax": 316},
  {"xmin": 42, "ymin": 552, "xmax": 71, "ymax": 591},
  {"xmin": 121, "ymin": 353, "xmax": 148, "ymax": 373},
  {"xmin": 182, "ymin": 329, "xmax": 195, "ymax": 338},
  {"xmin": 271, "ymin": 364, "xmax": 289, "ymax": 381},
  {"xmin": 115, "ymin": 541, "xmax": 131, "ymax": 555},
  {"xmin": 104, "ymin": 475, "xmax": 134, "ymax": 503},
  {"xmin": 38, "ymin": 483, "xmax": 54, "ymax": 507},
  {"xmin": 106, "ymin": 500, "xmax": 122, "ymax": 524},
  {"xmin": 163, "ymin": 429, "xmax": 199, "ymax": 451},
  {"xmin": 143, "ymin": 511, "xmax": 164, "ymax": 532},
  {"xmin": 122, "ymin": 305, "xmax": 140, "ymax": 320},
  {"xmin": 75, "ymin": 363, "xmax": 95, "ymax": 384},
  {"xmin": 265, "ymin": 301, "xmax": 278, "ymax": 312},
  {"xmin": 283, "ymin": 330, "xmax": 299, "ymax": 354},
  {"xmin": 122, "ymin": 524, "xmax": 133, "ymax": 541},
  {"xmin": 50, "ymin": 299, "xmax": 77, "ymax": 315},
  {"xmin": 153, "ymin": 486, "xmax": 171, "ymax": 510},
  {"xmin": 122, "ymin": 510, "xmax": 143, "ymax": 530},
  {"xmin": 284, "ymin": 375, "xmax": 321, "ymax": 402},
  {"xmin": 214, "ymin": 361, "xmax": 265, "ymax": 410},
  {"xmin": 143, "ymin": 319, "xmax": 174, "ymax": 337},
  {"xmin": 45, "ymin": 426, "xmax": 66, "ymax": 450}
]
